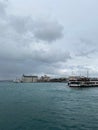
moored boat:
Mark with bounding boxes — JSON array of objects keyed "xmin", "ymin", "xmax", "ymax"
[{"xmin": 68, "ymin": 76, "xmax": 98, "ymax": 87}]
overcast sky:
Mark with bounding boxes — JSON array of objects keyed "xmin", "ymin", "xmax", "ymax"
[{"xmin": 0, "ymin": 0, "xmax": 98, "ymax": 79}]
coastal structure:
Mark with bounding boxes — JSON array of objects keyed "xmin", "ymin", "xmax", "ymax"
[
  {"xmin": 40, "ymin": 75, "xmax": 50, "ymax": 82},
  {"xmin": 14, "ymin": 74, "xmax": 98, "ymax": 85},
  {"xmin": 14, "ymin": 74, "xmax": 67, "ymax": 83},
  {"xmin": 21, "ymin": 75, "xmax": 38, "ymax": 83},
  {"xmin": 50, "ymin": 77, "xmax": 67, "ymax": 82}
]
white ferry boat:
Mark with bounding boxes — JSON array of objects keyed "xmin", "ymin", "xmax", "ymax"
[{"xmin": 68, "ymin": 76, "xmax": 98, "ymax": 87}]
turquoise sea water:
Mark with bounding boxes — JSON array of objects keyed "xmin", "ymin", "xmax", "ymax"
[{"xmin": 0, "ymin": 82, "xmax": 98, "ymax": 130}]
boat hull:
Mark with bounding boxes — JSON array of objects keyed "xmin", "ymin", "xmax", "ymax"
[{"xmin": 68, "ymin": 83, "xmax": 98, "ymax": 87}]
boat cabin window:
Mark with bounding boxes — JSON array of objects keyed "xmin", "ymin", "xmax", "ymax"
[{"xmin": 70, "ymin": 82, "xmax": 80, "ymax": 84}]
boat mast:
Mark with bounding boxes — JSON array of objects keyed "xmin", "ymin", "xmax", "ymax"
[{"xmin": 87, "ymin": 70, "xmax": 89, "ymax": 78}]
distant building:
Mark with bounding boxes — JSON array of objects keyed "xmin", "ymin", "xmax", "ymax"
[
  {"xmin": 21, "ymin": 75, "xmax": 38, "ymax": 83},
  {"xmin": 50, "ymin": 77, "xmax": 67, "ymax": 82},
  {"xmin": 40, "ymin": 75, "xmax": 50, "ymax": 82}
]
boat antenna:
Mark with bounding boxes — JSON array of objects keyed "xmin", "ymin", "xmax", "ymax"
[{"xmin": 87, "ymin": 70, "xmax": 89, "ymax": 78}]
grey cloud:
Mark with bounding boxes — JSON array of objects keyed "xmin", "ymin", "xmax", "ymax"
[
  {"xmin": 1, "ymin": 0, "xmax": 98, "ymax": 79},
  {"xmin": 79, "ymin": 38, "xmax": 94, "ymax": 45},
  {"xmin": 76, "ymin": 49, "xmax": 97, "ymax": 58},
  {"xmin": 9, "ymin": 16, "xmax": 28, "ymax": 34},
  {"xmin": 0, "ymin": 3, "xmax": 65, "ymax": 62},
  {"xmin": 32, "ymin": 49, "xmax": 71, "ymax": 63},
  {"xmin": 0, "ymin": 55, "xmax": 70, "ymax": 80},
  {"xmin": 34, "ymin": 21, "xmax": 64, "ymax": 42},
  {"xmin": 0, "ymin": 4, "xmax": 67, "ymax": 80},
  {"xmin": 9, "ymin": 15, "xmax": 64, "ymax": 42},
  {"xmin": 0, "ymin": 59, "xmax": 34, "ymax": 80},
  {"xmin": 0, "ymin": 0, "xmax": 8, "ymax": 19},
  {"xmin": 65, "ymin": 65, "xmax": 90, "ymax": 76},
  {"xmin": 9, "ymin": 15, "xmax": 34, "ymax": 34}
]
